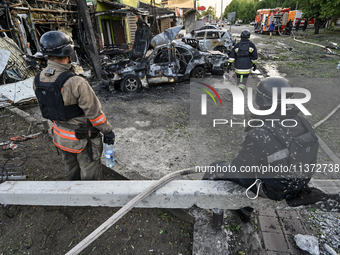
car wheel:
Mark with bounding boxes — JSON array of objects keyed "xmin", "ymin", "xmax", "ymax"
[
  {"xmin": 214, "ymin": 46, "xmax": 228, "ymax": 54},
  {"xmin": 191, "ymin": 66, "xmax": 206, "ymax": 78},
  {"xmin": 121, "ymin": 75, "xmax": 141, "ymax": 93}
]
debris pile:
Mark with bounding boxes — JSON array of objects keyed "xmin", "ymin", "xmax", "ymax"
[{"xmin": 302, "ymin": 210, "xmax": 340, "ymax": 255}]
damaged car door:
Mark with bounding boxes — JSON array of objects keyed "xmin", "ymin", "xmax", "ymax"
[
  {"xmin": 199, "ymin": 31, "xmax": 220, "ymax": 52},
  {"xmin": 146, "ymin": 47, "xmax": 179, "ymax": 84}
]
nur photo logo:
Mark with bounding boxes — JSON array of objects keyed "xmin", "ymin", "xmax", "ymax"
[
  {"xmin": 195, "ymin": 82, "xmax": 312, "ymax": 128},
  {"xmin": 196, "ymin": 82, "xmax": 222, "ymax": 115}
]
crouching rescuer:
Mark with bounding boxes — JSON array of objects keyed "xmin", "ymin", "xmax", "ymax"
[
  {"xmin": 33, "ymin": 31, "xmax": 115, "ymax": 180},
  {"xmin": 204, "ymin": 77, "xmax": 324, "ymax": 224}
]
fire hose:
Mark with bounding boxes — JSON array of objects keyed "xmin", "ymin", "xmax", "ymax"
[
  {"xmin": 293, "ymin": 36, "xmax": 340, "ymax": 56},
  {"xmin": 65, "ymin": 167, "xmax": 196, "ymax": 255}
]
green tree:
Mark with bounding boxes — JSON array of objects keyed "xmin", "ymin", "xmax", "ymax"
[
  {"xmin": 299, "ymin": 0, "xmax": 340, "ymax": 33},
  {"xmin": 201, "ymin": 6, "xmax": 216, "ymax": 20},
  {"xmin": 224, "ymin": 0, "xmax": 257, "ymax": 23},
  {"xmin": 254, "ymin": 0, "xmax": 296, "ymax": 10},
  {"xmin": 223, "ymin": 0, "xmax": 296, "ymax": 23}
]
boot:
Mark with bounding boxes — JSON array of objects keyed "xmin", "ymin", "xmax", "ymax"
[
  {"xmin": 286, "ymin": 186, "xmax": 325, "ymax": 207},
  {"xmin": 236, "ymin": 207, "xmax": 253, "ymax": 222}
]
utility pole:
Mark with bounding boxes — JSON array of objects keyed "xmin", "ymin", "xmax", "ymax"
[
  {"xmin": 78, "ymin": 0, "xmax": 102, "ymax": 79},
  {"xmin": 221, "ymin": 0, "xmax": 223, "ymax": 23}
]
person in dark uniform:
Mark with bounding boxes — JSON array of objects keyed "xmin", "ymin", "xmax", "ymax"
[
  {"xmin": 286, "ymin": 19, "xmax": 293, "ymax": 34},
  {"xmin": 302, "ymin": 18, "xmax": 308, "ymax": 31},
  {"xmin": 204, "ymin": 77, "xmax": 324, "ymax": 222},
  {"xmin": 296, "ymin": 19, "xmax": 301, "ymax": 31},
  {"xmin": 227, "ymin": 30, "xmax": 258, "ymax": 91}
]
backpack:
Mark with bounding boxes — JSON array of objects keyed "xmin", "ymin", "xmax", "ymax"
[
  {"xmin": 258, "ymin": 116, "xmax": 319, "ymax": 201},
  {"xmin": 237, "ymin": 41, "xmax": 250, "ymax": 57}
]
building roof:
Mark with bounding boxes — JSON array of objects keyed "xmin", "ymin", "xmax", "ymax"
[{"xmin": 138, "ymin": 1, "xmax": 175, "ymax": 16}]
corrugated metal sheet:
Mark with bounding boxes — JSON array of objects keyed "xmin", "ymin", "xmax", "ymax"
[{"xmin": 0, "ymin": 37, "xmax": 38, "ymax": 84}]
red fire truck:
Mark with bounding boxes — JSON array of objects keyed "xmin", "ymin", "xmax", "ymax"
[{"xmin": 254, "ymin": 8, "xmax": 314, "ymax": 34}]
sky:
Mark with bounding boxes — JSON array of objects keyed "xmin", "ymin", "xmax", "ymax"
[{"xmin": 197, "ymin": 0, "xmax": 233, "ymax": 20}]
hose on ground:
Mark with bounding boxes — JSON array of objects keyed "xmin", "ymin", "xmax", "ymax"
[
  {"xmin": 293, "ymin": 36, "xmax": 340, "ymax": 56},
  {"xmin": 313, "ymin": 102, "xmax": 340, "ymax": 129},
  {"xmin": 65, "ymin": 167, "xmax": 197, "ymax": 255}
]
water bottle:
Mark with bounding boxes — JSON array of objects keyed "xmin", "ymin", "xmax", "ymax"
[
  {"xmin": 337, "ymin": 61, "xmax": 340, "ymax": 70},
  {"xmin": 104, "ymin": 143, "xmax": 115, "ymax": 167}
]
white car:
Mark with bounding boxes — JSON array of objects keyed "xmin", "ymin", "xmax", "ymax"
[{"xmin": 182, "ymin": 29, "xmax": 236, "ymax": 54}]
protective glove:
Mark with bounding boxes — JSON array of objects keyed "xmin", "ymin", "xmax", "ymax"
[
  {"xmin": 252, "ymin": 64, "xmax": 257, "ymax": 71},
  {"xmin": 104, "ymin": 131, "xmax": 115, "ymax": 145},
  {"xmin": 226, "ymin": 63, "xmax": 232, "ymax": 73}
]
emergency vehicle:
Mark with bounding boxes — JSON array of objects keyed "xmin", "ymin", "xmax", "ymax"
[{"xmin": 254, "ymin": 8, "xmax": 314, "ymax": 34}]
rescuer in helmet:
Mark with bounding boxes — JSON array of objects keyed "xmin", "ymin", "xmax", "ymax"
[
  {"xmin": 204, "ymin": 77, "xmax": 323, "ymax": 223},
  {"xmin": 33, "ymin": 31, "xmax": 115, "ymax": 180},
  {"xmin": 226, "ymin": 29, "xmax": 258, "ymax": 91}
]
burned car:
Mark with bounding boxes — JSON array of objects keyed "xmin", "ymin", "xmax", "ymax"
[
  {"xmin": 102, "ymin": 23, "xmax": 228, "ymax": 93},
  {"xmin": 182, "ymin": 29, "xmax": 236, "ymax": 54},
  {"xmin": 195, "ymin": 25, "xmax": 219, "ymax": 31}
]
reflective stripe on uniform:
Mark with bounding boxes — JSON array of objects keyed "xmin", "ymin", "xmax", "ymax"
[
  {"xmin": 53, "ymin": 140, "xmax": 84, "ymax": 153},
  {"xmin": 252, "ymin": 59, "xmax": 258, "ymax": 64},
  {"xmin": 235, "ymin": 68, "xmax": 251, "ymax": 74},
  {"xmin": 267, "ymin": 148, "xmax": 289, "ymax": 164},
  {"xmin": 53, "ymin": 124, "xmax": 78, "ymax": 140},
  {"xmin": 89, "ymin": 113, "xmax": 107, "ymax": 126},
  {"xmin": 249, "ymin": 47, "xmax": 254, "ymax": 53},
  {"xmin": 228, "ymin": 58, "xmax": 235, "ymax": 63}
]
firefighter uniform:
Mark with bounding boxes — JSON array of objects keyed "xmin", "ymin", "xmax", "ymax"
[
  {"xmin": 204, "ymin": 77, "xmax": 322, "ymax": 222},
  {"xmin": 228, "ymin": 30, "xmax": 258, "ymax": 90},
  {"xmin": 34, "ymin": 60, "xmax": 112, "ymax": 180}
]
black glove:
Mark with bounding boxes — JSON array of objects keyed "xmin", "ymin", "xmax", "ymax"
[
  {"xmin": 104, "ymin": 131, "xmax": 115, "ymax": 145},
  {"xmin": 252, "ymin": 64, "xmax": 257, "ymax": 71}
]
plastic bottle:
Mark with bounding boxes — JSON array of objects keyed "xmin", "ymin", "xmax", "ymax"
[
  {"xmin": 337, "ymin": 61, "xmax": 340, "ymax": 70},
  {"xmin": 104, "ymin": 143, "xmax": 115, "ymax": 167}
]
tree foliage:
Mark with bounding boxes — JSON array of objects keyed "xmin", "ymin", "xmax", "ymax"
[
  {"xmin": 222, "ymin": 0, "xmax": 339, "ymax": 33},
  {"xmin": 298, "ymin": 0, "xmax": 340, "ymax": 33},
  {"xmin": 223, "ymin": 0, "xmax": 297, "ymax": 22},
  {"xmin": 200, "ymin": 6, "xmax": 216, "ymax": 19},
  {"xmin": 299, "ymin": 0, "xmax": 340, "ymax": 18},
  {"xmin": 224, "ymin": 0, "xmax": 256, "ymax": 22}
]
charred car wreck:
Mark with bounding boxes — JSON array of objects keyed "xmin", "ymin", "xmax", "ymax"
[
  {"xmin": 182, "ymin": 29, "xmax": 236, "ymax": 54},
  {"xmin": 102, "ymin": 22, "xmax": 228, "ymax": 92}
]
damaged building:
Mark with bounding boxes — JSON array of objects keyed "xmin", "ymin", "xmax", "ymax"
[
  {"xmin": 0, "ymin": 0, "xmax": 190, "ymax": 83},
  {"xmin": 0, "ymin": 0, "xmax": 224, "ymax": 96}
]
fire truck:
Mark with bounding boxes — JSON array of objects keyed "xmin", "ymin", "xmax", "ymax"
[{"xmin": 254, "ymin": 8, "xmax": 314, "ymax": 34}]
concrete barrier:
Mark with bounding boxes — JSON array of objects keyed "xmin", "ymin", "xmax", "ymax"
[{"xmin": 0, "ymin": 179, "xmax": 339, "ymax": 211}]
